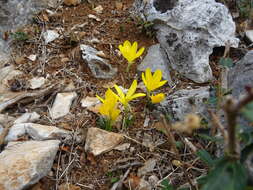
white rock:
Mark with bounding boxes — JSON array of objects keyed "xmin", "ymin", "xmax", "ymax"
[
  {"xmin": 114, "ymin": 143, "xmax": 131, "ymax": 151},
  {"xmin": 5, "ymin": 123, "xmax": 70, "ymax": 142},
  {"xmin": 29, "ymin": 77, "xmax": 46, "ymax": 89},
  {"xmin": 43, "ymin": 30, "xmax": 59, "ymax": 44},
  {"xmin": 246, "ymin": 30, "xmax": 253, "ymax": 43},
  {"xmin": 50, "ymin": 92, "xmax": 77, "ymax": 119},
  {"xmin": 85, "ymin": 127, "xmax": 124, "ymax": 156},
  {"xmin": 93, "ymin": 5, "xmax": 103, "ymax": 14},
  {"xmin": 88, "ymin": 14, "xmax": 101, "ymax": 21},
  {"xmin": 133, "ymin": 0, "xmax": 238, "ymax": 83},
  {"xmin": 27, "ymin": 54, "xmax": 37, "ymax": 62},
  {"xmin": 0, "ymin": 140, "xmax": 60, "ymax": 190},
  {"xmin": 81, "ymin": 96, "xmax": 100, "ymax": 108},
  {"xmin": 137, "ymin": 158, "xmax": 157, "ymax": 177},
  {"xmin": 14, "ymin": 112, "xmax": 40, "ymax": 124}
]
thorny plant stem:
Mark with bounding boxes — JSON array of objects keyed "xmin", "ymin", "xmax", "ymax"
[{"xmin": 224, "ymin": 87, "xmax": 253, "ymax": 159}]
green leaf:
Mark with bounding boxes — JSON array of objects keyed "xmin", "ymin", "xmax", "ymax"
[
  {"xmin": 161, "ymin": 179, "xmax": 174, "ymax": 190},
  {"xmin": 241, "ymin": 102, "xmax": 253, "ymax": 122},
  {"xmin": 197, "ymin": 134, "xmax": 223, "ymax": 143},
  {"xmin": 196, "ymin": 150, "xmax": 214, "ymax": 167},
  {"xmin": 218, "ymin": 58, "xmax": 234, "ymax": 68},
  {"xmin": 245, "ymin": 186, "xmax": 253, "ymax": 190},
  {"xmin": 110, "ymin": 177, "xmax": 119, "ymax": 184},
  {"xmin": 200, "ymin": 158, "xmax": 247, "ymax": 190}
]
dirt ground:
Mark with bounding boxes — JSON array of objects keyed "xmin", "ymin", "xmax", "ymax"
[{"xmin": 2, "ymin": 0, "xmax": 251, "ymax": 189}]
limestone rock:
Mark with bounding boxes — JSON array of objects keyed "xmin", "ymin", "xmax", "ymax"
[
  {"xmin": 245, "ymin": 30, "xmax": 253, "ymax": 43},
  {"xmin": 85, "ymin": 127, "xmax": 124, "ymax": 156},
  {"xmin": 5, "ymin": 123, "xmax": 71, "ymax": 142},
  {"xmin": 0, "ymin": 140, "xmax": 60, "ymax": 190},
  {"xmin": 161, "ymin": 86, "xmax": 210, "ymax": 121},
  {"xmin": 80, "ymin": 44, "xmax": 117, "ymax": 79},
  {"xmin": 132, "ymin": 0, "xmax": 238, "ymax": 83},
  {"xmin": 0, "ymin": 65, "xmax": 23, "ymax": 92},
  {"xmin": 229, "ymin": 50, "xmax": 253, "ymax": 98},
  {"xmin": 29, "ymin": 77, "xmax": 46, "ymax": 89},
  {"xmin": 137, "ymin": 44, "xmax": 173, "ymax": 86},
  {"xmin": 14, "ymin": 112, "xmax": 40, "ymax": 124},
  {"xmin": 50, "ymin": 92, "xmax": 77, "ymax": 119},
  {"xmin": 81, "ymin": 96, "xmax": 100, "ymax": 108},
  {"xmin": 43, "ymin": 30, "xmax": 59, "ymax": 44}
]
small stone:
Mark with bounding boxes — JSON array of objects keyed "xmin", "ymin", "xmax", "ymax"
[
  {"xmin": 89, "ymin": 38, "xmax": 100, "ymax": 44},
  {"xmin": 93, "ymin": 5, "xmax": 103, "ymax": 14},
  {"xmin": 29, "ymin": 77, "xmax": 46, "ymax": 89},
  {"xmin": 14, "ymin": 112, "xmax": 40, "ymax": 124},
  {"xmin": 64, "ymin": 0, "xmax": 81, "ymax": 6},
  {"xmin": 88, "ymin": 14, "xmax": 101, "ymax": 22},
  {"xmin": 85, "ymin": 127, "xmax": 124, "ymax": 156},
  {"xmin": 114, "ymin": 143, "xmax": 131, "ymax": 151},
  {"xmin": 27, "ymin": 54, "xmax": 37, "ymax": 62},
  {"xmin": 50, "ymin": 92, "xmax": 77, "ymax": 119},
  {"xmin": 43, "ymin": 30, "xmax": 59, "ymax": 44},
  {"xmin": 80, "ymin": 44, "xmax": 117, "ymax": 79},
  {"xmin": 81, "ymin": 96, "xmax": 100, "ymax": 108},
  {"xmin": 245, "ymin": 30, "xmax": 253, "ymax": 43},
  {"xmin": 0, "ymin": 140, "xmax": 60, "ymax": 190},
  {"xmin": 137, "ymin": 158, "xmax": 157, "ymax": 177}
]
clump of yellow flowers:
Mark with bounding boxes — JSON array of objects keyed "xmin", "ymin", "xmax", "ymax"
[
  {"xmin": 142, "ymin": 68, "xmax": 167, "ymax": 104},
  {"xmin": 96, "ymin": 41, "xmax": 168, "ymax": 130},
  {"xmin": 118, "ymin": 40, "xmax": 145, "ymax": 72},
  {"xmin": 96, "ymin": 89, "xmax": 121, "ymax": 131}
]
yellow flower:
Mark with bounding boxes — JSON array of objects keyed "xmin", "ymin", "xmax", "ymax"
[
  {"xmin": 99, "ymin": 102, "xmax": 120, "ymax": 122},
  {"xmin": 96, "ymin": 88, "xmax": 115, "ymax": 103},
  {"xmin": 142, "ymin": 68, "xmax": 167, "ymax": 93},
  {"xmin": 118, "ymin": 40, "xmax": 145, "ymax": 63},
  {"xmin": 97, "ymin": 89, "xmax": 120, "ymax": 122},
  {"xmin": 113, "ymin": 80, "xmax": 146, "ymax": 107},
  {"xmin": 151, "ymin": 93, "xmax": 165, "ymax": 104}
]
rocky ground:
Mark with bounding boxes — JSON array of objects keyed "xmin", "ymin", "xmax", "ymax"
[{"xmin": 0, "ymin": 0, "xmax": 253, "ymax": 190}]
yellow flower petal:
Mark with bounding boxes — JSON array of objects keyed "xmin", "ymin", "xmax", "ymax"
[
  {"xmin": 151, "ymin": 93, "xmax": 165, "ymax": 104},
  {"xmin": 128, "ymin": 93, "xmax": 146, "ymax": 101},
  {"xmin": 96, "ymin": 95, "xmax": 105, "ymax": 103},
  {"xmin": 132, "ymin": 41, "xmax": 138, "ymax": 54},
  {"xmin": 136, "ymin": 47, "xmax": 145, "ymax": 58},
  {"xmin": 126, "ymin": 80, "xmax": 137, "ymax": 99}
]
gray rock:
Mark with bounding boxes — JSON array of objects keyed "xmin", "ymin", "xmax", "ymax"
[
  {"xmin": 228, "ymin": 50, "xmax": 253, "ymax": 98},
  {"xmin": 80, "ymin": 44, "xmax": 117, "ymax": 79},
  {"xmin": 245, "ymin": 30, "xmax": 253, "ymax": 43},
  {"xmin": 0, "ymin": 140, "xmax": 60, "ymax": 190},
  {"xmin": 132, "ymin": 0, "xmax": 238, "ymax": 83},
  {"xmin": 137, "ymin": 44, "xmax": 173, "ymax": 86},
  {"xmin": 161, "ymin": 86, "xmax": 210, "ymax": 121}
]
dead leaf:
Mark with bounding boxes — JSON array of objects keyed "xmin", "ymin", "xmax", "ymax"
[
  {"xmin": 115, "ymin": 2, "xmax": 123, "ymax": 10},
  {"xmin": 64, "ymin": 0, "xmax": 81, "ymax": 6}
]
